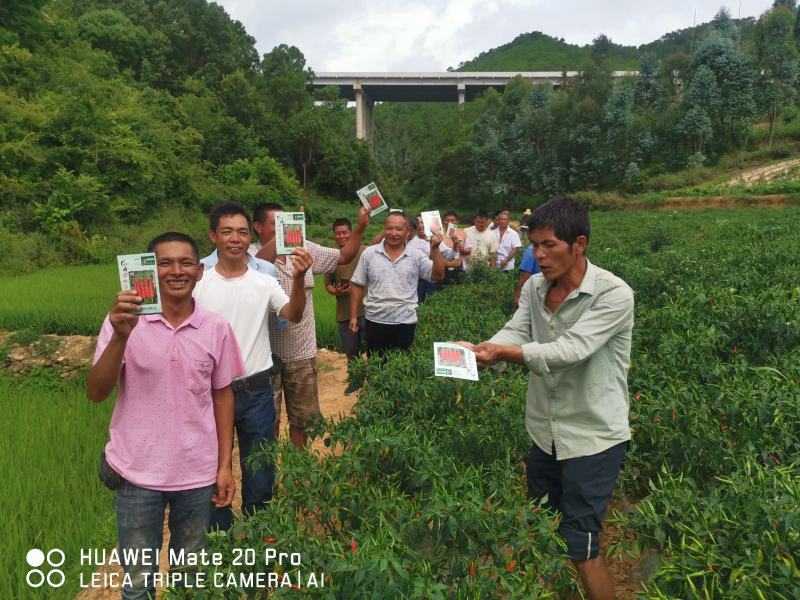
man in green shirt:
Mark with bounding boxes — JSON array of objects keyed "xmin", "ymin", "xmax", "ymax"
[{"xmin": 459, "ymin": 196, "xmax": 633, "ymax": 600}]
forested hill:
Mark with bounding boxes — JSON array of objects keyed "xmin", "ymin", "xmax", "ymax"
[
  {"xmin": 454, "ymin": 19, "xmax": 757, "ymax": 72},
  {"xmin": 2, "ymin": 1, "xmax": 800, "ymax": 276},
  {"xmin": 0, "ymin": 0, "xmax": 371, "ymax": 274}
]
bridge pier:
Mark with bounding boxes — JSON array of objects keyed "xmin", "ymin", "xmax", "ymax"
[
  {"xmin": 457, "ymin": 82, "xmax": 465, "ymax": 108},
  {"xmin": 354, "ymin": 83, "xmax": 374, "ymax": 143}
]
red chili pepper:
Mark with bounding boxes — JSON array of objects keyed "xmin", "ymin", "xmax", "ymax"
[
  {"xmin": 732, "ymin": 345, "xmax": 737, "ymax": 354},
  {"xmin": 351, "ymin": 538, "xmax": 357, "ymax": 553},
  {"xmin": 263, "ymin": 537, "xmax": 278, "ymax": 543},
  {"xmin": 469, "ymin": 561, "xmax": 475, "ymax": 577},
  {"xmin": 551, "ymin": 515, "xmax": 561, "ymax": 531},
  {"xmin": 506, "ymin": 559, "xmax": 516, "ymax": 572}
]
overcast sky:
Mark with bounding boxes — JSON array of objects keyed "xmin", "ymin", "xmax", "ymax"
[{"xmin": 216, "ymin": 0, "xmax": 774, "ymax": 72}]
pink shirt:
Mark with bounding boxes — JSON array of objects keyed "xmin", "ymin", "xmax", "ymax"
[{"xmin": 93, "ymin": 302, "xmax": 245, "ymax": 491}]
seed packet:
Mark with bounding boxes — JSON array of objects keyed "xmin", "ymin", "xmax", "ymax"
[
  {"xmin": 421, "ymin": 211, "xmax": 444, "ymax": 238},
  {"xmin": 275, "ymin": 212, "xmax": 306, "ymax": 256},
  {"xmin": 433, "ymin": 343, "xmax": 479, "ymax": 381},
  {"xmin": 117, "ymin": 253, "xmax": 162, "ymax": 315},
  {"xmin": 356, "ymin": 182, "xmax": 388, "ymax": 217},
  {"xmin": 446, "ymin": 222, "xmax": 457, "ymax": 237}
]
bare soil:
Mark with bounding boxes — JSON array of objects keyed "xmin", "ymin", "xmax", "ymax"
[{"xmin": 728, "ymin": 158, "xmax": 800, "ymax": 185}]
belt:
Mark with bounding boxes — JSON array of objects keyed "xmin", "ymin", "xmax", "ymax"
[{"xmin": 231, "ymin": 368, "xmax": 274, "ymax": 393}]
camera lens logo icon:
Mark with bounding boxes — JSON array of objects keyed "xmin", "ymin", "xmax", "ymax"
[{"xmin": 26, "ymin": 548, "xmax": 65, "ymax": 588}]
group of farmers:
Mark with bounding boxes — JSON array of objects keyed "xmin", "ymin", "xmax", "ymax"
[{"xmin": 88, "ymin": 196, "xmax": 633, "ymax": 600}]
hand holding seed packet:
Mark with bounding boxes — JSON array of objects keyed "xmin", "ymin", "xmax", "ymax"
[
  {"xmin": 434, "ymin": 342, "xmax": 479, "ymax": 381},
  {"xmin": 356, "ymin": 182, "xmax": 388, "ymax": 217},
  {"xmin": 421, "ymin": 211, "xmax": 443, "ymax": 238},
  {"xmin": 117, "ymin": 253, "xmax": 162, "ymax": 315},
  {"xmin": 276, "ymin": 212, "xmax": 306, "ymax": 256}
]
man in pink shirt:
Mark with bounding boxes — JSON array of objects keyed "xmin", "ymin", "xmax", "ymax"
[{"xmin": 87, "ymin": 232, "xmax": 245, "ymax": 600}]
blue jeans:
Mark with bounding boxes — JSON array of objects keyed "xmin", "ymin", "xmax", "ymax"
[
  {"xmin": 115, "ymin": 481, "xmax": 213, "ymax": 600},
  {"xmin": 209, "ymin": 383, "xmax": 275, "ymax": 531}
]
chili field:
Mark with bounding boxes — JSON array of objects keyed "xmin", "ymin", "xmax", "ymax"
[
  {"xmin": 202, "ymin": 207, "xmax": 799, "ymax": 599},
  {"xmin": 0, "ymin": 207, "xmax": 798, "ymax": 598}
]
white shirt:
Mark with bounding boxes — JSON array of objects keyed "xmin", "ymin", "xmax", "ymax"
[
  {"xmin": 193, "ymin": 267, "xmax": 289, "ymax": 375},
  {"xmin": 407, "ymin": 236, "xmax": 430, "ymax": 257},
  {"xmin": 464, "ymin": 226, "xmax": 498, "ymax": 267},
  {"xmin": 495, "ymin": 227, "xmax": 522, "ymax": 271}
]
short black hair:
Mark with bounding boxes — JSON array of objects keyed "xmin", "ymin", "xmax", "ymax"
[
  {"xmin": 253, "ymin": 202, "xmax": 284, "ymax": 224},
  {"xmin": 209, "ymin": 202, "xmax": 251, "ymax": 231},
  {"xmin": 406, "ymin": 215, "xmax": 418, "ymax": 229},
  {"xmin": 529, "ymin": 196, "xmax": 590, "ymax": 246},
  {"xmin": 147, "ymin": 232, "xmax": 200, "ymax": 262},
  {"xmin": 492, "ymin": 210, "xmax": 503, "ymax": 219},
  {"xmin": 332, "ymin": 218, "xmax": 352, "ymax": 230},
  {"xmin": 443, "ymin": 211, "xmax": 458, "ymax": 220},
  {"xmin": 474, "ymin": 210, "xmax": 489, "ymax": 221}
]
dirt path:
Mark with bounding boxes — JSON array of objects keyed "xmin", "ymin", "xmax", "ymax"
[{"xmin": 729, "ymin": 157, "xmax": 800, "ymax": 185}]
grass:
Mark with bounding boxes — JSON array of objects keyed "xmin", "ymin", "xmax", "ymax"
[
  {"xmin": 0, "ymin": 265, "xmax": 344, "ymax": 349},
  {"xmin": 0, "ymin": 265, "xmax": 118, "ymax": 335},
  {"xmin": 0, "ymin": 371, "xmax": 116, "ymax": 599}
]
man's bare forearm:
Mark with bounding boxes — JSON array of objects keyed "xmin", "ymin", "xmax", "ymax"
[
  {"xmin": 430, "ymin": 248, "xmax": 445, "ymax": 281},
  {"xmin": 280, "ymin": 277, "xmax": 307, "ymax": 322},
  {"xmin": 349, "ymin": 284, "xmax": 364, "ymax": 320},
  {"xmin": 212, "ymin": 386, "xmax": 234, "ymax": 469}
]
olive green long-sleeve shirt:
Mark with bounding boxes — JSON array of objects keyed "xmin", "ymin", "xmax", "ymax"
[{"xmin": 489, "ymin": 259, "xmax": 634, "ymax": 460}]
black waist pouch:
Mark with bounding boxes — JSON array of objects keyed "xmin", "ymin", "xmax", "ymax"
[{"xmin": 99, "ymin": 450, "xmax": 124, "ymax": 490}]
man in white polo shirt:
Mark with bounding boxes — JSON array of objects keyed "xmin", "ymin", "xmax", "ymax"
[
  {"xmin": 193, "ymin": 202, "xmax": 312, "ymax": 531},
  {"xmin": 495, "ymin": 210, "xmax": 522, "ymax": 271},
  {"xmin": 348, "ymin": 211, "xmax": 445, "ymax": 355}
]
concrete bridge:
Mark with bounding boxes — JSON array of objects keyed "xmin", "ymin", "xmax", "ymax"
[{"xmin": 312, "ymin": 71, "xmax": 636, "ymax": 142}]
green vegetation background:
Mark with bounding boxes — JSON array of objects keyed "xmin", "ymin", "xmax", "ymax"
[{"xmin": 4, "ymin": 2, "xmax": 800, "ymax": 276}]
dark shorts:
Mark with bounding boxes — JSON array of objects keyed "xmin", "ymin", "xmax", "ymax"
[
  {"xmin": 526, "ymin": 441, "xmax": 627, "ymax": 561},
  {"xmin": 365, "ymin": 320, "xmax": 416, "ymax": 356}
]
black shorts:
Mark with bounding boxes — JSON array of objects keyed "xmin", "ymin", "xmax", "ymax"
[{"xmin": 526, "ymin": 441, "xmax": 627, "ymax": 561}]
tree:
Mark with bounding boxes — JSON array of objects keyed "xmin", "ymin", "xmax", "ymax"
[
  {"xmin": 590, "ymin": 34, "xmax": 614, "ymax": 64},
  {"xmin": 76, "ymin": 9, "xmax": 155, "ymax": 74},
  {"xmin": 260, "ymin": 44, "xmax": 314, "ymax": 118},
  {"xmin": 711, "ymin": 7, "xmax": 739, "ymax": 43},
  {"xmin": 680, "ymin": 106, "xmax": 713, "ymax": 156},
  {"xmin": 634, "ymin": 55, "xmax": 662, "ymax": 113},
  {"xmin": 0, "ymin": 0, "xmax": 48, "ymax": 46},
  {"xmin": 754, "ymin": 5, "xmax": 800, "ymax": 147},
  {"xmin": 692, "ymin": 31, "xmax": 756, "ymax": 152},
  {"xmin": 287, "ymin": 107, "xmax": 324, "ymax": 191}
]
